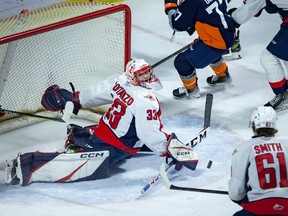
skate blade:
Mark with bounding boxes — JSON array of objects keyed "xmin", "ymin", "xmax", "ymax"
[{"xmin": 223, "ymin": 52, "xmax": 242, "ymax": 61}]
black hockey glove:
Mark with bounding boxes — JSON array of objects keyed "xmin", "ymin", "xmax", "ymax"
[
  {"xmin": 41, "ymin": 83, "xmax": 81, "ymax": 115},
  {"xmin": 186, "ymin": 26, "xmax": 195, "ymax": 36},
  {"xmin": 227, "ymin": 8, "xmax": 241, "ymax": 28},
  {"xmin": 228, "ymin": 7, "xmax": 237, "ymax": 16},
  {"xmin": 164, "ymin": 0, "xmax": 178, "ymax": 15},
  {"xmin": 254, "ymin": 8, "xmax": 263, "ymax": 17}
]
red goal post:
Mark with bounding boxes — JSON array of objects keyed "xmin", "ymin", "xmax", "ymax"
[{"xmin": 0, "ymin": 2, "xmax": 131, "ymax": 133}]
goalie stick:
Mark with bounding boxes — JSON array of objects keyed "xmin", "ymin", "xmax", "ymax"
[
  {"xmin": 141, "ymin": 93, "xmax": 213, "ymax": 194},
  {"xmin": 160, "ymin": 163, "xmax": 228, "ymax": 195},
  {"xmin": 0, "ymin": 101, "xmax": 74, "ymax": 123},
  {"xmin": 159, "ymin": 95, "xmax": 228, "ymax": 195}
]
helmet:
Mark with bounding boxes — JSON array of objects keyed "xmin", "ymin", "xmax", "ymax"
[
  {"xmin": 125, "ymin": 58, "xmax": 162, "ymax": 91},
  {"xmin": 249, "ymin": 106, "xmax": 277, "ymax": 129}
]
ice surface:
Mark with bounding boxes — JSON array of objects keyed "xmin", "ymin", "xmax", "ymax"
[{"xmin": 1, "ymin": 0, "xmax": 287, "ymax": 216}]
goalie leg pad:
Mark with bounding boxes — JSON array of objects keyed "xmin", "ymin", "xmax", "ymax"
[
  {"xmin": 4, "ymin": 158, "xmax": 20, "ymax": 185},
  {"xmin": 13, "ymin": 151, "xmax": 110, "ymax": 186}
]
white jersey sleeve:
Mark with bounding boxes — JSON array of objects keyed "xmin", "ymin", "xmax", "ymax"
[
  {"xmin": 228, "ymin": 141, "xmax": 251, "ymax": 201},
  {"xmin": 133, "ymin": 89, "xmax": 168, "ymax": 155},
  {"xmin": 79, "ymin": 75, "xmax": 120, "ymax": 108},
  {"xmin": 232, "ymin": 0, "xmax": 266, "ymax": 24}
]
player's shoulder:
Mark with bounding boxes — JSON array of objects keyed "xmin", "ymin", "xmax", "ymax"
[
  {"xmin": 134, "ymin": 87, "xmax": 157, "ymax": 100},
  {"xmin": 234, "ymin": 138, "xmax": 259, "ymax": 153},
  {"xmin": 116, "ymin": 75, "xmax": 158, "ymax": 101}
]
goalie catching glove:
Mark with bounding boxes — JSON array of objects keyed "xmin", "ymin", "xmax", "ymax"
[
  {"xmin": 41, "ymin": 83, "xmax": 81, "ymax": 115},
  {"xmin": 166, "ymin": 133, "xmax": 199, "ymax": 171}
]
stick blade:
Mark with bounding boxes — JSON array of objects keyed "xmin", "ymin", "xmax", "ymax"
[
  {"xmin": 160, "ymin": 163, "xmax": 172, "ymax": 189},
  {"xmin": 61, "ymin": 101, "xmax": 74, "ymax": 123}
]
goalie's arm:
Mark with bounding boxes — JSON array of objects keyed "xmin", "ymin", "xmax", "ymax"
[{"xmin": 79, "ymin": 75, "xmax": 120, "ymax": 108}]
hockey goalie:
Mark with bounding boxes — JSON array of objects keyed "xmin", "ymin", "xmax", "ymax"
[{"xmin": 5, "ymin": 58, "xmax": 199, "ymax": 186}]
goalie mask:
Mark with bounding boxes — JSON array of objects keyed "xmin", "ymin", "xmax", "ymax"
[
  {"xmin": 125, "ymin": 58, "xmax": 163, "ymax": 91},
  {"xmin": 249, "ymin": 106, "xmax": 277, "ymax": 130}
]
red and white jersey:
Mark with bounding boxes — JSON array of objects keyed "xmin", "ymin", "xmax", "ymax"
[
  {"xmin": 79, "ymin": 74, "xmax": 168, "ymax": 155},
  {"xmin": 232, "ymin": 0, "xmax": 288, "ymax": 24},
  {"xmin": 228, "ymin": 136, "xmax": 288, "ymax": 215}
]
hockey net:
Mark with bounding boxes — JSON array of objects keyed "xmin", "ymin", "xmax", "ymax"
[{"xmin": 0, "ymin": 2, "xmax": 131, "ymax": 134}]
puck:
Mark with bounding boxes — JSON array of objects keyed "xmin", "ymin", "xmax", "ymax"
[{"xmin": 207, "ymin": 160, "xmax": 213, "ymax": 169}]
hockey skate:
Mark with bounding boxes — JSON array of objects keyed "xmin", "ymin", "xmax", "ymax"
[
  {"xmin": 223, "ymin": 30, "xmax": 242, "ymax": 61},
  {"xmin": 5, "ymin": 158, "xmax": 20, "ymax": 185},
  {"xmin": 173, "ymin": 85, "xmax": 200, "ymax": 99},
  {"xmin": 264, "ymin": 92, "xmax": 288, "ymax": 111},
  {"xmin": 206, "ymin": 71, "xmax": 232, "ymax": 86}
]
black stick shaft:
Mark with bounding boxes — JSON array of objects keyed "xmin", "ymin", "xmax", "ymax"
[
  {"xmin": 1, "ymin": 109, "xmax": 65, "ymax": 122},
  {"xmin": 152, "ymin": 44, "xmax": 191, "ymax": 69},
  {"xmin": 170, "ymin": 185, "xmax": 228, "ymax": 195}
]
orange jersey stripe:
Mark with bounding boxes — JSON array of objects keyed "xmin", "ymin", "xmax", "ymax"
[{"xmin": 195, "ymin": 21, "xmax": 227, "ymax": 50}]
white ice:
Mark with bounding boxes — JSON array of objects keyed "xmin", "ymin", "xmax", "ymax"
[{"xmin": 0, "ymin": 0, "xmax": 287, "ymax": 216}]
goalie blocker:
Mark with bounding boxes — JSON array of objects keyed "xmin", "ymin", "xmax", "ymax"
[
  {"xmin": 166, "ymin": 133, "xmax": 199, "ymax": 171},
  {"xmin": 5, "ymin": 150, "xmax": 109, "ymax": 186}
]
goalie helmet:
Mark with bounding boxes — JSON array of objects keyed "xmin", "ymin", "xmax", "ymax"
[
  {"xmin": 125, "ymin": 58, "xmax": 162, "ymax": 91},
  {"xmin": 249, "ymin": 106, "xmax": 277, "ymax": 130}
]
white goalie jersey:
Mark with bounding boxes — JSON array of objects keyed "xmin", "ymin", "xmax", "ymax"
[{"xmin": 79, "ymin": 73, "xmax": 169, "ymax": 155}]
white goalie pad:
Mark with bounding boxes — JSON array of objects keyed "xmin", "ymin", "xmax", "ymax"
[{"xmin": 7, "ymin": 151, "xmax": 110, "ymax": 186}]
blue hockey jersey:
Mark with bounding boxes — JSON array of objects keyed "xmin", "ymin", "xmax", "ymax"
[{"xmin": 169, "ymin": 0, "xmax": 238, "ymax": 50}]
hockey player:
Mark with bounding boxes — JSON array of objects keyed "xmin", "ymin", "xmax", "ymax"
[
  {"xmin": 5, "ymin": 58, "xmax": 199, "ymax": 186},
  {"xmin": 228, "ymin": 106, "xmax": 288, "ymax": 216},
  {"xmin": 229, "ymin": 0, "xmax": 288, "ymax": 111},
  {"xmin": 163, "ymin": 0, "xmax": 240, "ymax": 98}
]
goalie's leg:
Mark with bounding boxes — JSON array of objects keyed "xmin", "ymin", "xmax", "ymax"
[{"xmin": 5, "ymin": 151, "xmax": 110, "ymax": 186}]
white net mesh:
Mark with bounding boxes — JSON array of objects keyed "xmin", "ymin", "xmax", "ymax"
[{"xmin": 0, "ymin": 2, "xmax": 131, "ymax": 133}]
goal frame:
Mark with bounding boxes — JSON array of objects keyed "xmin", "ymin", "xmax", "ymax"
[
  {"xmin": 0, "ymin": 3, "xmax": 131, "ymax": 66},
  {"xmin": 0, "ymin": 2, "xmax": 132, "ymax": 133}
]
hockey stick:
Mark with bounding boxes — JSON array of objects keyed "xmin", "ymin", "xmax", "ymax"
[
  {"xmin": 159, "ymin": 94, "xmax": 228, "ymax": 195},
  {"xmin": 160, "ymin": 163, "xmax": 228, "ymax": 195},
  {"xmin": 141, "ymin": 160, "xmax": 174, "ymax": 194},
  {"xmin": 187, "ymin": 93, "xmax": 213, "ymax": 148},
  {"xmin": 0, "ymin": 101, "xmax": 74, "ymax": 123},
  {"xmin": 151, "ymin": 43, "xmax": 191, "ymax": 69},
  {"xmin": 140, "ymin": 94, "xmax": 213, "ymax": 194}
]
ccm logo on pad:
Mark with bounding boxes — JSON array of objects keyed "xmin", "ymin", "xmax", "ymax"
[{"xmin": 80, "ymin": 152, "xmax": 105, "ymax": 158}]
